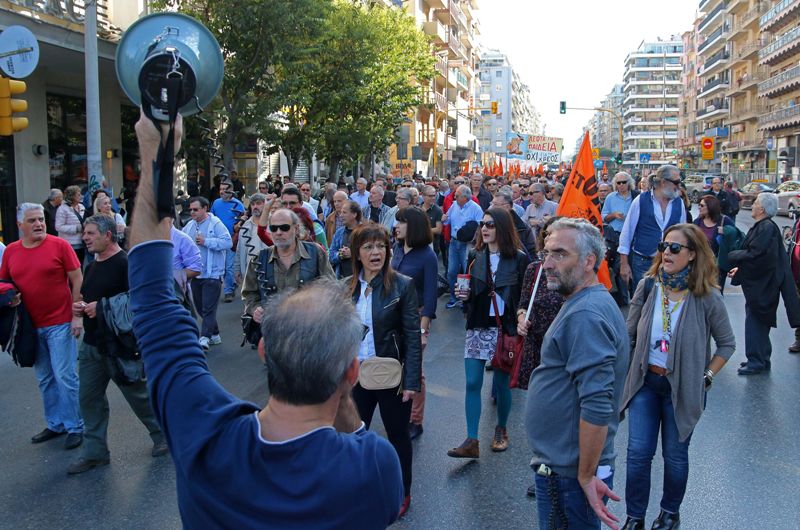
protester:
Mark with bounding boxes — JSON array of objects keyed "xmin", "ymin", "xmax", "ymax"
[
  {"xmin": 618, "ymin": 165, "xmax": 686, "ymax": 290},
  {"xmin": 704, "ymin": 177, "xmax": 732, "ymax": 219},
  {"xmin": 56, "ymin": 185, "xmax": 87, "ymax": 265},
  {"xmin": 330, "ymin": 201, "xmax": 363, "ymax": 279},
  {"xmin": 693, "ymin": 195, "xmax": 735, "ymax": 292},
  {"xmin": 470, "ymin": 174, "xmax": 492, "ymax": 211},
  {"xmin": 94, "ymin": 195, "xmax": 126, "ymax": 246},
  {"xmin": 621, "ymin": 224, "xmax": 734, "ymax": 530},
  {"xmin": 443, "ymin": 185, "xmax": 484, "ymax": 309},
  {"xmin": 169, "ymin": 225, "xmax": 202, "ymax": 313},
  {"xmin": 724, "ymin": 181, "xmax": 740, "ymax": 223},
  {"xmin": 729, "ymin": 192, "xmax": 800, "ymax": 375},
  {"xmin": 525, "ymin": 217, "xmax": 628, "ymax": 530},
  {"xmin": 325, "ymin": 190, "xmax": 349, "ymax": 243},
  {"xmin": 598, "ymin": 182, "xmax": 611, "ymax": 209},
  {"xmin": 448, "ymin": 208, "xmax": 528, "ymax": 458},
  {"xmin": 790, "ymin": 212, "xmax": 800, "ymax": 353},
  {"xmin": 128, "ymin": 113, "xmax": 404, "ymax": 528},
  {"xmin": 228, "ymin": 170, "xmax": 245, "ymax": 200},
  {"xmin": 421, "ymin": 185, "xmax": 444, "ymax": 258},
  {"xmin": 67, "ymin": 215, "xmax": 167, "ymax": 474},
  {"xmin": 603, "ymin": 171, "xmax": 637, "ymax": 305},
  {"xmin": 210, "ymin": 180, "xmax": 245, "ymax": 303},
  {"xmin": 234, "ymin": 193, "xmax": 269, "ymax": 288},
  {"xmin": 392, "ymin": 207, "xmax": 438, "ymax": 441},
  {"xmin": 299, "ymin": 182, "xmax": 319, "ymax": 213},
  {"xmin": 318, "ymin": 182, "xmax": 338, "ymax": 221},
  {"xmin": 42, "ymin": 188, "xmax": 63, "ymax": 236},
  {"xmin": 350, "ymin": 177, "xmax": 370, "ymax": 210},
  {"xmin": 293, "ymin": 206, "xmax": 328, "ymax": 250},
  {"xmin": 491, "ymin": 189, "xmax": 537, "ymax": 259},
  {"xmin": 524, "ymin": 183, "xmax": 557, "ymax": 240},
  {"xmin": 363, "ymin": 185, "xmax": 394, "ymax": 231},
  {"xmin": 181, "ymin": 196, "xmax": 232, "ymax": 350},
  {"xmin": 1, "ymin": 203, "xmax": 84, "ymax": 449}
]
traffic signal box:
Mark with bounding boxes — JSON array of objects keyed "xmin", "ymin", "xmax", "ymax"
[
  {"xmin": 559, "ymin": 101, "xmax": 566, "ymax": 114},
  {"xmin": 491, "ymin": 101, "xmax": 498, "ymax": 114},
  {"xmin": 0, "ymin": 76, "xmax": 28, "ymax": 136}
]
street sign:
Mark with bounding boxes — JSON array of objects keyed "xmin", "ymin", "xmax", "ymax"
[
  {"xmin": 701, "ymin": 137, "xmax": 714, "ymax": 160},
  {"xmin": 639, "ymin": 153, "xmax": 651, "ymax": 163},
  {"xmin": 0, "ymin": 26, "xmax": 39, "ymax": 79},
  {"xmin": 767, "ymin": 137, "xmax": 775, "ymax": 150},
  {"xmin": 591, "ymin": 148, "xmax": 600, "ymax": 160},
  {"xmin": 594, "ymin": 159, "xmax": 603, "ymax": 169}
]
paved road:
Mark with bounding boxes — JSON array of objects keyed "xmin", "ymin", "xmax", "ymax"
[{"xmin": 2, "ymin": 282, "xmax": 799, "ymax": 529}]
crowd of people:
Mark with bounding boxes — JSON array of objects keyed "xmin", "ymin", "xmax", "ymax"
[{"xmin": 4, "ymin": 110, "xmax": 800, "ymax": 530}]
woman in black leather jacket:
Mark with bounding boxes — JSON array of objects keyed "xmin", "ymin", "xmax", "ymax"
[
  {"xmin": 447, "ymin": 208, "xmax": 529, "ymax": 459},
  {"xmin": 348, "ymin": 222, "xmax": 422, "ymax": 518}
]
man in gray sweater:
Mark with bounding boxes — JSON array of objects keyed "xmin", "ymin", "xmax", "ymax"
[{"xmin": 524, "ymin": 217, "xmax": 628, "ymax": 530}]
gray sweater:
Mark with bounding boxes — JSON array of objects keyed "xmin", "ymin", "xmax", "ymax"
[
  {"xmin": 623, "ymin": 279, "xmax": 735, "ymax": 442},
  {"xmin": 525, "ymin": 285, "xmax": 629, "ymax": 478}
]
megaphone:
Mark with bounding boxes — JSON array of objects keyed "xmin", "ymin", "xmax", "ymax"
[{"xmin": 116, "ymin": 12, "xmax": 223, "ymax": 121}]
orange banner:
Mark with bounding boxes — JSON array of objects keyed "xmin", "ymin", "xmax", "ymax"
[{"xmin": 556, "ymin": 132, "xmax": 612, "ymax": 289}]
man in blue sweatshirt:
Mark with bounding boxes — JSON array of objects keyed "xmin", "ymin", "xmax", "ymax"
[
  {"xmin": 523, "ymin": 217, "xmax": 628, "ymax": 530},
  {"xmin": 128, "ymin": 111, "xmax": 404, "ymax": 529}
]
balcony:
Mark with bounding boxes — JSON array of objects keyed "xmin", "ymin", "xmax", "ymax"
[
  {"xmin": 699, "ymin": 1, "xmax": 728, "ymax": 32},
  {"xmin": 701, "ymin": 50, "xmax": 730, "ymax": 77},
  {"xmin": 758, "ymin": 104, "xmax": 800, "ymax": 130},
  {"xmin": 731, "ymin": 42, "xmax": 762, "ymax": 64},
  {"xmin": 760, "ymin": 0, "xmax": 800, "ymax": 33},
  {"xmin": 698, "ymin": 24, "xmax": 729, "ymax": 54},
  {"xmin": 759, "ymin": 25, "xmax": 800, "ymax": 65},
  {"xmin": 424, "ymin": 0, "xmax": 446, "ymax": 8},
  {"xmin": 759, "ymin": 64, "xmax": 800, "ymax": 97},
  {"xmin": 728, "ymin": 103, "xmax": 767, "ymax": 122},
  {"xmin": 423, "ymin": 20, "xmax": 448, "ymax": 45},
  {"xmin": 446, "ymin": 32, "xmax": 466, "ymax": 59},
  {"xmin": 456, "ymin": 71, "xmax": 468, "ymax": 90},
  {"xmin": 698, "ymin": 77, "xmax": 730, "ymax": 98},
  {"xmin": 697, "ymin": 102, "xmax": 730, "ymax": 118},
  {"xmin": 423, "ymin": 90, "xmax": 447, "ymax": 113},
  {"xmin": 624, "ymin": 106, "xmax": 680, "ymax": 116},
  {"xmin": 722, "ymin": 139, "xmax": 767, "ymax": 152},
  {"xmin": 731, "ymin": 2, "xmax": 768, "ymax": 35},
  {"xmin": 434, "ymin": 53, "xmax": 448, "ymax": 78},
  {"xmin": 728, "ymin": 68, "xmax": 768, "ymax": 95},
  {"xmin": 624, "ymin": 131, "xmax": 678, "ymax": 140}
]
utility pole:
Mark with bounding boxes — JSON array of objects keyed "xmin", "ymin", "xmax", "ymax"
[{"xmin": 84, "ymin": 0, "xmax": 103, "ymax": 194}]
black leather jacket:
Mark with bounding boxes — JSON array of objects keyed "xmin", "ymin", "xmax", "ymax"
[
  {"xmin": 464, "ymin": 248, "xmax": 529, "ymax": 335},
  {"xmin": 352, "ymin": 271, "xmax": 422, "ymax": 392}
]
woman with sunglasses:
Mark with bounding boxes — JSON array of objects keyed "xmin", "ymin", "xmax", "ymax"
[
  {"xmin": 348, "ymin": 222, "xmax": 422, "ymax": 518},
  {"xmin": 392, "ymin": 206, "xmax": 438, "ymax": 440},
  {"xmin": 693, "ymin": 195, "xmax": 734, "ymax": 292},
  {"xmin": 621, "ymin": 224, "xmax": 734, "ymax": 530},
  {"xmin": 447, "ymin": 208, "xmax": 529, "ymax": 458}
]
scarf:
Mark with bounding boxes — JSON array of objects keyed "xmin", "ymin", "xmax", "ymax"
[{"xmin": 658, "ymin": 266, "xmax": 690, "ymax": 291}]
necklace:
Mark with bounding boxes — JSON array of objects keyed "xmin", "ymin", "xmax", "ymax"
[{"xmin": 659, "ymin": 284, "xmax": 685, "ymax": 353}]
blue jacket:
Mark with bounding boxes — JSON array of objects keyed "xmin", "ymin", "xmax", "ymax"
[{"xmin": 181, "ymin": 214, "xmax": 232, "ymax": 279}]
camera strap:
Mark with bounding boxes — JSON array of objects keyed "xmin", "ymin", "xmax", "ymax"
[{"xmin": 146, "ymin": 75, "xmax": 182, "ymax": 221}]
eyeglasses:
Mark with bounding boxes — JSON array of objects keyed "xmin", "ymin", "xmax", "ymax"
[
  {"xmin": 657, "ymin": 241, "xmax": 692, "ymax": 254},
  {"xmin": 479, "ymin": 220, "xmax": 496, "ymax": 229},
  {"xmin": 269, "ymin": 224, "xmax": 292, "ymax": 232},
  {"xmin": 361, "ymin": 325, "xmax": 370, "ymax": 340},
  {"xmin": 281, "ymin": 201, "xmax": 299, "ymax": 207},
  {"xmin": 538, "ymin": 249, "xmax": 570, "ymax": 262},
  {"xmin": 362, "ymin": 243, "xmax": 387, "ymax": 252},
  {"xmin": 425, "ymin": 194, "xmax": 437, "ymax": 198},
  {"xmin": 454, "ymin": 180, "xmax": 465, "ymax": 185},
  {"xmin": 189, "ymin": 208, "xmax": 201, "ymax": 212}
]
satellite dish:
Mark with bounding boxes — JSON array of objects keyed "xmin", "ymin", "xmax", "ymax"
[{"xmin": 0, "ymin": 25, "xmax": 40, "ymax": 79}]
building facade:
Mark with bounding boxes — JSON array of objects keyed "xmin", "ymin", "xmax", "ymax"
[
  {"xmin": 591, "ymin": 84, "xmax": 625, "ymax": 154},
  {"xmin": 678, "ymin": 16, "xmax": 703, "ymax": 169},
  {"xmin": 622, "ymin": 38, "xmax": 683, "ymax": 169}
]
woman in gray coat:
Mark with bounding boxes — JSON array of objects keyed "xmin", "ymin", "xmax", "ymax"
[{"xmin": 621, "ymin": 224, "xmax": 735, "ymax": 530}]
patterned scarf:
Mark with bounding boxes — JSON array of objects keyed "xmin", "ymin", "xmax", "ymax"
[{"xmin": 658, "ymin": 266, "xmax": 690, "ymax": 291}]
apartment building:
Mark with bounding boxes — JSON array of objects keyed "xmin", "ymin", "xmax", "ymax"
[
  {"xmin": 591, "ymin": 84, "xmax": 625, "ymax": 154},
  {"xmin": 756, "ymin": 0, "xmax": 800, "ymax": 180},
  {"xmin": 622, "ymin": 38, "xmax": 683, "ymax": 168},
  {"xmin": 678, "ymin": 16, "xmax": 703, "ymax": 169}
]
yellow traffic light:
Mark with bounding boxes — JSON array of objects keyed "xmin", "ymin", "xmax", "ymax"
[
  {"xmin": 0, "ymin": 76, "xmax": 28, "ymax": 136},
  {"xmin": 491, "ymin": 101, "xmax": 498, "ymax": 114}
]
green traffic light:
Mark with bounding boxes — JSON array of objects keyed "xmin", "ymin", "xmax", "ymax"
[{"xmin": 559, "ymin": 101, "xmax": 566, "ymax": 114}]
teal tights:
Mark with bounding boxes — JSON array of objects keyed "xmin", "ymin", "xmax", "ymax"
[{"xmin": 464, "ymin": 358, "xmax": 511, "ymax": 439}]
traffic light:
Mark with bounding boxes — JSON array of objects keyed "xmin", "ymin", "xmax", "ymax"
[
  {"xmin": 615, "ymin": 153, "xmax": 624, "ymax": 164},
  {"xmin": 559, "ymin": 101, "xmax": 566, "ymax": 114},
  {"xmin": 491, "ymin": 101, "xmax": 498, "ymax": 114},
  {"xmin": 0, "ymin": 76, "xmax": 28, "ymax": 136}
]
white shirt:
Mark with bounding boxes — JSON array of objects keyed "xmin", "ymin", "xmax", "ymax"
[
  {"xmin": 648, "ymin": 283, "xmax": 684, "ymax": 368},
  {"xmin": 488, "ymin": 253, "xmax": 505, "ymax": 317},
  {"xmin": 356, "ymin": 275, "xmax": 376, "ymax": 361},
  {"xmin": 617, "ymin": 193, "xmax": 686, "ymax": 257}
]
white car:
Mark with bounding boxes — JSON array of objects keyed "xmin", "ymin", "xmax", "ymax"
[{"xmin": 773, "ymin": 180, "xmax": 800, "ymax": 216}]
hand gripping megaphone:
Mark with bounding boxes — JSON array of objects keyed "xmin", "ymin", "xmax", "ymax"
[{"xmin": 115, "ymin": 12, "xmax": 224, "ymax": 121}]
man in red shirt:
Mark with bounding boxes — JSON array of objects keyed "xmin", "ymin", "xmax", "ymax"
[{"xmin": 1, "ymin": 203, "xmax": 84, "ymax": 449}]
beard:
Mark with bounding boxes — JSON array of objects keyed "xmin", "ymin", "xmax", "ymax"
[
  {"xmin": 546, "ymin": 267, "xmax": 580, "ymax": 296},
  {"xmin": 662, "ymin": 187, "xmax": 679, "ymax": 200}
]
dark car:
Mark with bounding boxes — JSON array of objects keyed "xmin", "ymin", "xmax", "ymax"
[{"xmin": 739, "ymin": 181, "xmax": 775, "ymax": 209}]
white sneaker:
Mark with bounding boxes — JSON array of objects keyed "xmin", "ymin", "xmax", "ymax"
[
  {"xmin": 199, "ymin": 336, "xmax": 210, "ymax": 350},
  {"xmin": 209, "ymin": 334, "xmax": 222, "ymax": 346}
]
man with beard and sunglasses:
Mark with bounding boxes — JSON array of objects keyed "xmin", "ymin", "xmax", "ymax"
[
  {"xmin": 525, "ymin": 217, "xmax": 628, "ymax": 530},
  {"xmin": 618, "ymin": 165, "xmax": 686, "ymax": 290},
  {"xmin": 241, "ymin": 208, "xmax": 334, "ymax": 334}
]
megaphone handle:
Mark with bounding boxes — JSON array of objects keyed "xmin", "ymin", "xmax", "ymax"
[{"xmin": 149, "ymin": 76, "xmax": 182, "ymax": 221}]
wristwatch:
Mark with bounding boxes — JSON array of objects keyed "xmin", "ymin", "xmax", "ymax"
[{"xmin": 420, "ymin": 328, "xmax": 429, "ymax": 335}]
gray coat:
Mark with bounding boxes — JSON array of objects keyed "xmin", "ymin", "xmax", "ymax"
[{"xmin": 623, "ymin": 279, "xmax": 735, "ymax": 442}]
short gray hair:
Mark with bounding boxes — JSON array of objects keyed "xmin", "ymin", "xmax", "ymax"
[
  {"xmin": 423, "ymin": 185, "xmax": 437, "ymax": 196},
  {"xmin": 456, "ymin": 184, "xmax": 472, "ymax": 198},
  {"xmin": 530, "ymin": 183, "xmax": 546, "ymax": 194},
  {"xmin": 84, "ymin": 214, "xmax": 119, "ymax": 243},
  {"xmin": 357, "ymin": 177, "xmax": 368, "ymax": 185},
  {"xmin": 371, "ymin": 185, "xmax": 385, "ymax": 197},
  {"xmin": 397, "ymin": 188, "xmax": 415, "ymax": 203},
  {"xmin": 17, "ymin": 203, "xmax": 44, "ymax": 223},
  {"xmin": 249, "ymin": 192, "xmax": 267, "ymax": 203},
  {"xmin": 548, "ymin": 217, "xmax": 606, "ymax": 272},
  {"xmin": 48, "ymin": 188, "xmax": 63, "ymax": 201},
  {"xmin": 261, "ymin": 280, "xmax": 362, "ymax": 405},
  {"xmin": 495, "ymin": 189, "xmax": 513, "ymax": 206},
  {"xmin": 269, "ymin": 208, "xmax": 301, "ymax": 227},
  {"xmin": 756, "ymin": 191, "xmax": 778, "ymax": 218}
]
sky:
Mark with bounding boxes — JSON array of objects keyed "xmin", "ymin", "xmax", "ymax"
[{"xmin": 477, "ymin": 0, "xmax": 701, "ymax": 156}]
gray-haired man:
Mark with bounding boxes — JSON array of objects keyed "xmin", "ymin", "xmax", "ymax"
[
  {"xmin": 234, "ymin": 193, "xmax": 269, "ymax": 287},
  {"xmin": 525, "ymin": 217, "xmax": 628, "ymax": 530}
]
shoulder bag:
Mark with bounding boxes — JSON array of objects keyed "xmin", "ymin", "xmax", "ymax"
[{"xmin": 490, "ymin": 268, "xmax": 523, "ymax": 374}]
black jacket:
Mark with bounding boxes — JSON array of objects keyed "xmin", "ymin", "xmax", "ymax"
[
  {"xmin": 511, "ymin": 211, "xmax": 537, "ymax": 259},
  {"xmin": 704, "ymin": 189, "xmax": 733, "ymax": 217},
  {"xmin": 352, "ymin": 272, "xmax": 422, "ymax": 392},
  {"xmin": 42, "ymin": 200, "xmax": 58, "ymax": 236},
  {"xmin": 464, "ymin": 248, "xmax": 529, "ymax": 335}
]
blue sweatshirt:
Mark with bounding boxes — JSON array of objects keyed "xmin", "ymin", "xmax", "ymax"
[
  {"xmin": 525, "ymin": 285, "xmax": 628, "ymax": 478},
  {"xmin": 129, "ymin": 241, "xmax": 403, "ymax": 529}
]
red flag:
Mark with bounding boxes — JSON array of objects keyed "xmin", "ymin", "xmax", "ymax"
[
  {"xmin": 496, "ymin": 159, "xmax": 504, "ymax": 177},
  {"xmin": 556, "ymin": 132, "xmax": 612, "ymax": 289},
  {"xmin": 602, "ymin": 161, "xmax": 608, "ymax": 176},
  {"xmin": 483, "ymin": 164, "xmax": 490, "ymax": 175}
]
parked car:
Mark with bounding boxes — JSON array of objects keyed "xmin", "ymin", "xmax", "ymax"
[
  {"xmin": 773, "ymin": 180, "xmax": 800, "ymax": 216},
  {"xmin": 739, "ymin": 181, "xmax": 775, "ymax": 209},
  {"xmin": 683, "ymin": 174, "xmax": 720, "ymax": 203}
]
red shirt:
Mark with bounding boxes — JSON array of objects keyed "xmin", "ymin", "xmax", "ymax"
[
  {"xmin": 0, "ymin": 235, "xmax": 81, "ymax": 328},
  {"xmin": 442, "ymin": 193, "xmax": 480, "ymax": 243}
]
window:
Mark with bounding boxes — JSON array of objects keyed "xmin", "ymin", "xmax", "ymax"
[
  {"xmin": 495, "ymin": 70, "xmax": 502, "ymax": 78},
  {"xmin": 495, "ymin": 84, "xmax": 503, "ymax": 91},
  {"xmin": 47, "ymin": 94, "xmax": 88, "ymax": 191}
]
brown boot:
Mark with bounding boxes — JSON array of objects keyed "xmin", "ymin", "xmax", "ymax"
[
  {"xmin": 447, "ymin": 437, "xmax": 479, "ymax": 458},
  {"xmin": 789, "ymin": 340, "xmax": 800, "ymax": 353},
  {"xmin": 491, "ymin": 426, "xmax": 509, "ymax": 452}
]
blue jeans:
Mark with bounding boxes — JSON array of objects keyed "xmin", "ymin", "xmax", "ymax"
[
  {"xmin": 630, "ymin": 253, "xmax": 653, "ymax": 291},
  {"xmin": 223, "ymin": 248, "xmax": 236, "ymax": 295},
  {"xmin": 34, "ymin": 322, "xmax": 83, "ymax": 434},
  {"xmin": 535, "ymin": 472, "xmax": 614, "ymax": 530},
  {"xmin": 447, "ymin": 239, "xmax": 469, "ymax": 303},
  {"xmin": 625, "ymin": 372, "xmax": 693, "ymax": 519}
]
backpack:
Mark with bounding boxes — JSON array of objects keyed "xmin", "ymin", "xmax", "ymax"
[{"xmin": 0, "ymin": 280, "xmax": 37, "ymax": 368}]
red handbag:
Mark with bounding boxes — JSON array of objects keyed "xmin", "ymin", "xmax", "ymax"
[{"xmin": 490, "ymin": 288, "xmax": 523, "ymax": 374}]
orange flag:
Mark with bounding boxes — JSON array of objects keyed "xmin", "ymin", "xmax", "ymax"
[
  {"xmin": 483, "ymin": 164, "xmax": 490, "ymax": 175},
  {"xmin": 602, "ymin": 161, "xmax": 608, "ymax": 176},
  {"xmin": 496, "ymin": 158, "xmax": 504, "ymax": 177},
  {"xmin": 556, "ymin": 132, "xmax": 612, "ymax": 289}
]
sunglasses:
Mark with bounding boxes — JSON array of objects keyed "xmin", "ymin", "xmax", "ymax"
[
  {"xmin": 614, "ymin": 181, "xmax": 627, "ymax": 185},
  {"xmin": 479, "ymin": 220, "xmax": 496, "ymax": 229},
  {"xmin": 657, "ymin": 241, "xmax": 692, "ymax": 254},
  {"xmin": 454, "ymin": 180, "xmax": 465, "ymax": 185},
  {"xmin": 664, "ymin": 178, "xmax": 681, "ymax": 186},
  {"xmin": 189, "ymin": 208, "xmax": 201, "ymax": 212},
  {"xmin": 269, "ymin": 224, "xmax": 292, "ymax": 232},
  {"xmin": 281, "ymin": 201, "xmax": 299, "ymax": 207}
]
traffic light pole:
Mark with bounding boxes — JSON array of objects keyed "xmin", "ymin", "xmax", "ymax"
[
  {"xmin": 566, "ymin": 106, "xmax": 624, "ymax": 162},
  {"xmin": 84, "ymin": 0, "xmax": 103, "ymax": 195}
]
